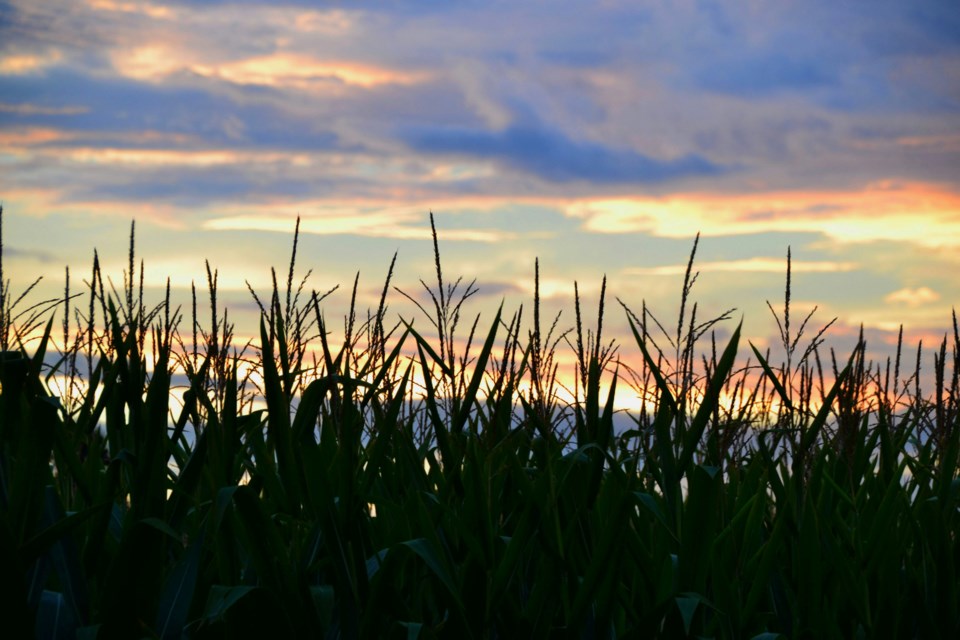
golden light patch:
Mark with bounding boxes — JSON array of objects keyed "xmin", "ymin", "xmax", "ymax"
[
  {"xmin": 191, "ymin": 55, "xmax": 428, "ymax": 90},
  {"xmin": 87, "ymin": 0, "xmax": 175, "ymax": 19},
  {"xmin": 112, "ymin": 46, "xmax": 185, "ymax": 81},
  {"xmin": 884, "ymin": 286, "xmax": 941, "ymax": 307},
  {"xmin": 513, "ymin": 276, "xmax": 606, "ymax": 301},
  {"xmin": 292, "ymin": 10, "xmax": 355, "ymax": 34},
  {"xmin": 0, "ymin": 51, "xmax": 62, "ymax": 75},
  {"xmin": 112, "ymin": 44, "xmax": 430, "ymax": 89},
  {"xmin": 567, "ymin": 182, "xmax": 960, "ymax": 248},
  {"xmin": 121, "ymin": 257, "xmax": 276, "ymax": 292}
]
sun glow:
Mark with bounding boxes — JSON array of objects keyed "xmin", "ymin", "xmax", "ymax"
[{"xmin": 568, "ymin": 182, "xmax": 960, "ymax": 248}]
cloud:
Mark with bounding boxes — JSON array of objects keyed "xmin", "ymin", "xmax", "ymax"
[
  {"xmin": 0, "ymin": 102, "xmax": 87, "ymax": 115},
  {"xmin": 187, "ymin": 55, "xmax": 429, "ymax": 91},
  {"xmin": 0, "ymin": 127, "xmax": 75, "ymax": 145},
  {"xmin": 567, "ymin": 182, "xmax": 960, "ymax": 248},
  {"xmin": 107, "ymin": 42, "xmax": 429, "ymax": 93},
  {"xmin": 86, "ymin": 0, "xmax": 176, "ymax": 20},
  {"xmin": 461, "ymin": 280, "xmax": 525, "ymax": 299},
  {"xmin": 884, "ymin": 286, "xmax": 941, "ymax": 307},
  {"xmin": 204, "ymin": 208, "xmax": 517, "ymax": 242},
  {"xmin": 1, "ymin": 246, "xmax": 58, "ymax": 263},
  {"xmin": 0, "ymin": 70, "xmax": 345, "ymax": 151},
  {"xmin": 894, "ymin": 134, "xmax": 960, "ymax": 153},
  {"xmin": 624, "ymin": 258, "xmax": 858, "ymax": 277},
  {"xmin": 67, "ymin": 168, "xmax": 323, "ymax": 206},
  {"xmin": 0, "ymin": 51, "xmax": 64, "ymax": 75},
  {"xmin": 401, "ymin": 123, "xmax": 722, "ymax": 184}
]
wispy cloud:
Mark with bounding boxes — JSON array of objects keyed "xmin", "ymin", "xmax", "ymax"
[
  {"xmin": 884, "ymin": 286, "xmax": 941, "ymax": 307},
  {"xmin": 189, "ymin": 55, "xmax": 429, "ymax": 90},
  {"xmin": 0, "ymin": 102, "xmax": 87, "ymax": 115},
  {"xmin": 401, "ymin": 122, "xmax": 722, "ymax": 184},
  {"xmin": 204, "ymin": 208, "xmax": 516, "ymax": 242},
  {"xmin": 108, "ymin": 44, "xmax": 429, "ymax": 94},
  {"xmin": 624, "ymin": 258, "xmax": 858, "ymax": 277},
  {"xmin": 0, "ymin": 51, "xmax": 63, "ymax": 75},
  {"xmin": 1, "ymin": 246, "xmax": 58, "ymax": 263},
  {"xmin": 85, "ymin": 0, "xmax": 176, "ymax": 20}
]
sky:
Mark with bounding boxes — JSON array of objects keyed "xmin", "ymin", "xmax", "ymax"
[{"xmin": 1, "ymin": 0, "xmax": 959, "ymax": 394}]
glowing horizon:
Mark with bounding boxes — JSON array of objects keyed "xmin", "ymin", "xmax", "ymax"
[{"xmin": 1, "ymin": 0, "xmax": 958, "ymax": 384}]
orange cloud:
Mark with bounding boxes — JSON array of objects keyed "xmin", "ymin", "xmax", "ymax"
[
  {"xmin": 0, "ymin": 51, "xmax": 63, "ymax": 75},
  {"xmin": 0, "ymin": 129, "xmax": 214, "ymax": 152},
  {"xmin": 112, "ymin": 44, "xmax": 429, "ymax": 91},
  {"xmin": 0, "ymin": 127, "xmax": 75, "ymax": 146},
  {"xmin": 292, "ymin": 10, "xmax": 356, "ymax": 34},
  {"xmin": 191, "ymin": 54, "xmax": 428, "ymax": 90},
  {"xmin": 86, "ymin": 0, "xmax": 175, "ymax": 19},
  {"xmin": 895, "ymin": 134, "xmax": 960, "ymax": 153},
  {"xmin": 0, "ymin": 188, "xmax": 190, "ymax": 230},
  {"xmin": 49, "ymin": 148, "xmax": 306, "ymax": 167},
  {"xmin": 567, "ymin": 182, "xmax": 960, "ymax": 248}
]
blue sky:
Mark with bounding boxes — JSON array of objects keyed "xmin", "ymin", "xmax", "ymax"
[{"xmin": 1, "ymin": 0, "xmax": 958, "ymax": 388}]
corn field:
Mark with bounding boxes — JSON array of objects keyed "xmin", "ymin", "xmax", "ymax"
[{"xmin": 1, "ymin": 209, "xmax": 958, "ymax": 638}]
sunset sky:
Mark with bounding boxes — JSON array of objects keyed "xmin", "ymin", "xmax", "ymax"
[{"xmin": 1, "ymin": 0, "xmax": 958, "ymax": 383}]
